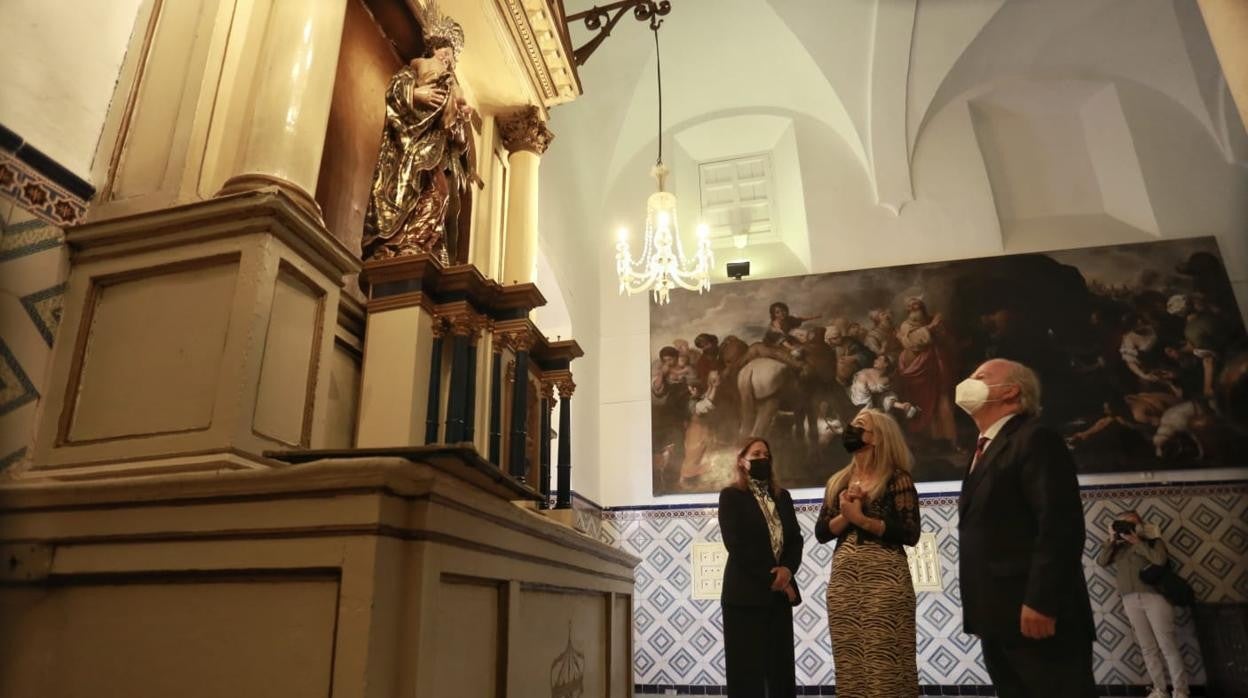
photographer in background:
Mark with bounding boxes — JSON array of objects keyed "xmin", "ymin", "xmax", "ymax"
[{"xmin": 1096, "ymin": 510, "xmax": 1189, "ymax": 698}]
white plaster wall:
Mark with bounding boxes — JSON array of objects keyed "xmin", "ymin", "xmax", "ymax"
[
  {"xmin": 576, "ymin": 93, "xmax": 1247, "ymax": 509},
  {"xmin": 0, "ymin": 0, "xmax": 145, "ymax": 179},
  {"xmin": 545, "ymin": 0, "xmax": 1248, "ymax": 508},
  {"xmin": 536, "ymin": 138, "xmax": 604, "ymax": 501}
]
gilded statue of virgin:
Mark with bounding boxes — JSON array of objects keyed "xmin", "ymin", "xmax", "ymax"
[{"xmin": 362, "ymin": 14, "xmax": 483, "ymax": 264}]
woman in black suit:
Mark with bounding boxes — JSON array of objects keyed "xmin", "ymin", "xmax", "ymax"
[{"xmin": 718, "ymin": 437, "xmax": 804, "ymax": 697}]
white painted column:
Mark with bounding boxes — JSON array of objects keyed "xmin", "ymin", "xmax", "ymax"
[
  {"xmin": 213, "ymin": 0, "xmax": 348, "ymax": 216},
  {"xmin": 498, "ymin": 106, "xmax": 553, "ymax": 285}
]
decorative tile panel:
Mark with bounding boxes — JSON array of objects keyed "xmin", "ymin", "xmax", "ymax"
[
  {"xmin": 20, "ymin": 282, "xmax": 66, "ymax": 347},
  {"xmin": 0, "ymin": 338, "xmax": 38, "ymax": 416},
  {"xmin": 605, "ymin": 481, "xmax": 1248, "ymax": 688},
  {"xmin": 0, "ymin": 194, "xmax": 71, "ymax": 478}
]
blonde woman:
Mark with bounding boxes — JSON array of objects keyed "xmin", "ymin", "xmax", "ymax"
[{"xmin": 815, "ymin": 409, "xmax": 921, "ymax": 697}]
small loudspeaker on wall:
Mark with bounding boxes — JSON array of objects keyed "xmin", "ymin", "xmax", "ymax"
[{"xmin": 726, "ymin": 261, "xmax": 750, "ymax": 280}]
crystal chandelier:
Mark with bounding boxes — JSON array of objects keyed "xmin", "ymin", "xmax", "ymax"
[{"xmin": 613, "ymin": 15, "xmax": 712, "ymax": 305}]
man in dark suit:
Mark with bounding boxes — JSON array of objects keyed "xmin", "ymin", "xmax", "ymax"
[{"xmin": 956, "ymin": 358, "xmax": 1096, "ymax": 698}]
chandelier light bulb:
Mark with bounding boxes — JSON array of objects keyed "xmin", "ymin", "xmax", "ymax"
[
  {"xmin": 696, "ymin": 223, "xmax": 710, "ymax": 239},
  {"xmin": 616, "ymin": 226, "xmax": 629, "ymax": 242},
  {"xmin": 733, "ymin": 233, "xmax": 748, "ymax": 249}
]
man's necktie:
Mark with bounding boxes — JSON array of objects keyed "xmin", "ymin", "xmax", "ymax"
[{"xmin": 970, "ymin": 436, "xmax": 989, "ymax": 473}]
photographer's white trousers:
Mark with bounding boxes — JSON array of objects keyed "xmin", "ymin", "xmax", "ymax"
[{"xmin": 1122, "ymin": 591, "xmax": 1188, "ymax": 696}]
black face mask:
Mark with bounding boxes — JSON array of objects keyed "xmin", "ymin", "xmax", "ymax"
[
  {"xmin": 747, "ymin": 457, "xmax": 772, "ymax": 482},
  {"xmin": 842, "ymin": 424, "xmax": 869, "ymax": 453}
]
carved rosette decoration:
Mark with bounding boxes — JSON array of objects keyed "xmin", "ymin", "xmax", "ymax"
[{"xmin": 498, "ymin": 106, "xmax": 555, "ymax": 155}]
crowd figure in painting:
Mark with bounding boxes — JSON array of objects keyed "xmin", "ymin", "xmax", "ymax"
[
  {"xmin": 718, "ymin": 357, "xmax": 1197, "ymax": 698},
  {"xmin": 653, "ymin": 298, "xmax": 955, "ymax": 489}
]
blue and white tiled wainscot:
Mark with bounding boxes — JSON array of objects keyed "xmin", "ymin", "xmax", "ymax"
[{"xmin": 600, "ymin": 480, "xmax": 1248, "ymax": 692}]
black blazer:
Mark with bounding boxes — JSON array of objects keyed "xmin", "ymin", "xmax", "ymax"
[
  {"xmin": 958, "ymin": 414, "xmax": 1095, "ymax": 641},
  {"xmin": 718, "ymin": 486, "xmax": 804, "ymax": 607}
]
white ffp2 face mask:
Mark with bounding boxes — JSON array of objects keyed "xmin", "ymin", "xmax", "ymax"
[{"xmin": 955, "ymin": 378, "xmax": 1010, "ymax": 415}]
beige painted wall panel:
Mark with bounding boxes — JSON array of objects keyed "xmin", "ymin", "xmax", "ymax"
[
  {"xmin": 431, "ymin": 579, "xmax": 501, "ymax": 697},
  {"xmin": 0, "ymin": 577, "xmax": 338, "ymax": 698},
  {"xmin": 67, "ymin": 260, "xmax": 239, "ymax": 443},
  {"xmin": 253, "ymin": 266, "xmax": 323, "ymax": 446},
  {"xmin": 355, "ymin": 306, "xmax": 433, "ymax": 447},
  {"xmin": 324, "ymin": 341, "xmax": 361, "ymax": 448},
  {"xmin": 110, "ymin": 0, "xmax": 219, "ymax": 200},
  {"xmin": 515, "ymin": 589, "xmax": 607, "ymax": 697}
]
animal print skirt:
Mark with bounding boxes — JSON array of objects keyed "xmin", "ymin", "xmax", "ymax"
[{"xmin": 825, "ymin": 533, "xmax": 918, "ymax": 697}]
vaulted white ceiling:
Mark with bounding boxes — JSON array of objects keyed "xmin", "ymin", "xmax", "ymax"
[{"xmin": 539, "ymin": 0, "xmax": 1246, "ymax": 293}]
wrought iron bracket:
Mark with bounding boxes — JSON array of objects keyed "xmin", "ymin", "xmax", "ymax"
[{"xmin": 566, "ymin": 0, "xmax": 671, "ymax": 66}]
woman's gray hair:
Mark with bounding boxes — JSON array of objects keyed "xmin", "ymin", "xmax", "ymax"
[{"xmin": 1003, "ymin": 360, "xmax": 1042, "ymax": 415}]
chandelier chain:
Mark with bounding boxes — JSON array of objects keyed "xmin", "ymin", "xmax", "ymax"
[
  {"xmin": 654, "ymin": 24, "xmax": 663, "ymax": 166},
  {"xmin": 612, "ymin": 6, "xmax": 713, "ymax": 304}
]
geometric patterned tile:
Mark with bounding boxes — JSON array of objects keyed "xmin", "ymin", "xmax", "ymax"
[
  {"xmin": 1087, "ymin": 574, "xmax": 1116, "ymax": 606},
  {"xmin": 1201, "ymin": 547, "xmax": 1235, "ymax": 578},
  {"xmin": 669, "ymin": 607, "xmax": 696, "ymax": 635},
  {"xmin": 606, "ymin": 484, "xmax": 1241, "ymax": 687},
  {"xmin": 1188, "ymin": 503, "xmax": 1221, "ymax": 535},
  {"xmin": 0, "ymin": 446, "xmax": 27, "ymax": 473},
  {"xmin": 0, "ymin": 338, "xmax": 38, "ymax": 416},
  {"xmin": 19, "ymin": 282, "xmax": 65, "ymax": 347},
  {"xmin": 1225, "ymin": 526, "xmax": 1248, "ymax": 555},
  {"xmin": 1169, "ymin": 525, "xmax": 1203, "ymax": 557},
  {"xmin": 0, "ymin": 214, "xmax": 63, "ymax": 262}
]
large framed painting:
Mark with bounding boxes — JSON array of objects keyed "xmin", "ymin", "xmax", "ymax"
[{"xmin": 648, "ymin": 237, "xmax": 1247, "ymax": 495}]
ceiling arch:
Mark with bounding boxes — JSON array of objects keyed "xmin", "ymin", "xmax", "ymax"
[{"xmin": 914, "ymin": 0, "xmax": 1229, "ymax": 163}]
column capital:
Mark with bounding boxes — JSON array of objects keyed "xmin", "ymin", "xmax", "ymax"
[
  {"xmin": 495, "ymin": 327, "xmax": 537, "ymax": 353},
  {"xmin": 498, "ymin": 105, "xmax": 555, "ymax": 156},
  {"xmin": 439, "ymin": 307, "xmax": 490, "ymax": 341},
  {"xmin": 492, "ymin": 331, "xmax": 510, "ymax": 354},
  {"xmin": 540, "ymin": 379, "xmax": 557, "ymax": 404},
  {"xmin": 429, "ymin": 316, "xmax": 449, "ymax": 339},
  {"xmin": 556, "ymin": 378, "xmax": 576, "ymax": 399}
]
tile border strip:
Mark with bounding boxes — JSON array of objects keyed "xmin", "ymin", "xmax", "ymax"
[
  {"xmin": 633, "ymin": 684, "xmax": 1209, "ymax": 696},
  {"xmin": 0, "ymin": 123, "xmax": 93, "ymax": 227},
  {"xmin": 600, "ymin": 479, "xmax": 1248, "ymax": 520}
]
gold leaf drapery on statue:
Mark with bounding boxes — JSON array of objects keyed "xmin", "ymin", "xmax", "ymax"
[{"xmin": 361, "ymin": 65, "xmax": 476, "ymax": 264}]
